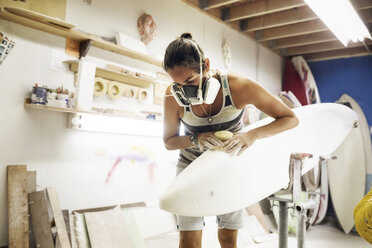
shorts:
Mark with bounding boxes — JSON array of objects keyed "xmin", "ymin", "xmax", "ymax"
[{"xmin": 175, "ymin": 160, "xmax": 245, "ymax": 231}]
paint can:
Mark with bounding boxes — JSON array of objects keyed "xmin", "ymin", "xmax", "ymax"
[{"xmin": 31, "ymin": 85, "xmax": 48, "ymax": 105}]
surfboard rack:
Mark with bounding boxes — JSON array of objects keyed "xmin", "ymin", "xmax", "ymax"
[{"xmin": 268, "ymin": 153, "xmax": 317, "ymax": 248}]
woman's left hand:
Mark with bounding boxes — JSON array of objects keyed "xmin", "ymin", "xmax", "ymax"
[{"xmin": 222, "ymin": 131, "xmax": 257, "ymax": 156}]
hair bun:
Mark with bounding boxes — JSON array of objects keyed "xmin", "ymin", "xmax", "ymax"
[{"xmin": 180, "ymin": 33, "xmax": 192, "ymax": 39}]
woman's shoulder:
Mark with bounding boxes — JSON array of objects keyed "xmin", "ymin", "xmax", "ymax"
[{"xmin": 227, "ymin": 73, "xmax": 257, "ymax": 90}]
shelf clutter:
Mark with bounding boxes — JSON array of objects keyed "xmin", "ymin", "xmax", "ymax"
[
  {"xmin": 0, "ymin": 6, "xmax": 162, "ymax": 66},
  {"xmin": 24, "ymin": 98, "xmax": 162, "ymax": 122}
]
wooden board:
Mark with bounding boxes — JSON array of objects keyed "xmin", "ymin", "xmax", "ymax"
[
  {"xmin": 29, "ymin": 190, "xmax": 54, "ymax": 248},
  {"xmin": 4, "ymin": 7, "xmax": 74, "ymax": 29},
  {"xmin": 27, "ymin": 171, "xmax": 37, "ymax": 248},
  {"xmin": 46, "ymin": 187, "xmax": 71, "ymax": 248},
  {"xmin": 84, "ymin": 206, "xmax": 131, "ymax": 248},
  {"xmin": 7, "ymin": 165, "xmax": 29, "ymax": 248},
  {"xmin": 0, "ymin": 0, "xmax": 66, "ymax": 20},
  {"xmin": 160, "ymin": 103, "xmax": 358, "ymax": 217}
]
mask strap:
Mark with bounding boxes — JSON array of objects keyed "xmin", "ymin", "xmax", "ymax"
[{"xmin": 189, "ymin": 39, "xmax": 203, "ymax": 100}]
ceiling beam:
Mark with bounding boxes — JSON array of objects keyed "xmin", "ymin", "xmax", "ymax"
[
  {"xmin": 283, "ymin": 39, "xmax": 372, "ymax": 56},
  {"xmin": 224, "ymin": 0, "xmax": 306, "ymax": 22},
  {"xmin": 352, "ymin": 0, "xmax": 372, "ymax": 10},
  {"xmin": 203, "ymin": 0, "xmax": 242, "ymax": 10},
  {"xmin": 267, "ymin": 31, "xmax": 337, "ymax": 49},
  {"xmin": 240, "ymin": 6, "xmax": 317, "ymax": 32},
  {"xmin": 304, "ymin": 45, "xmax": 372, "ymax": 62},
  {"xmin": 256, "ymin": 19, "xmax": 328, "ymax": 41},
  {"xmin": 256, "ymin": 8, "xmax": 372, "ymax": 41}
]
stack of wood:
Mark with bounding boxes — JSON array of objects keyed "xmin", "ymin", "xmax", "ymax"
[{"xmin": 7, "ymin": 165, "xmax": 71, "ymax": 248}]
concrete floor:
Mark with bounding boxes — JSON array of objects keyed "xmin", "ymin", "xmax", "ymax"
[{"xmin": 146, "ymin": 217, "xmax": 370, "ymax": 248}]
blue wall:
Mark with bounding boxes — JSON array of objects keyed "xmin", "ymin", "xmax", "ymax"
[
  {"xmin": 308, "ymin": 56, "xmax": 372, "ymax": 133},
  {"xmin": 308, "ymin": 55, "xmax": 372, "ymax": 220}
]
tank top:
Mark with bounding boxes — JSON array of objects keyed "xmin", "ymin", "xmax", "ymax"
[{"xmin": 179, "ymin": 73, "xmax": 244, "ymax": 164}]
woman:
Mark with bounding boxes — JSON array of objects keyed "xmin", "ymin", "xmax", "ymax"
[{"xmin": 162, "ymin": 33, "xmax": 298, "ymax": 248}]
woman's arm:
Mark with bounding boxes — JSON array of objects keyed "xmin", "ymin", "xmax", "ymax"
[
  {"xmin": 223, "ymin": 74, "xmax": 299, "ymax": 155},
  {"xmin": 162, "ymin": 85, "xmax": 193, "ymax": 150},
  {"xmin": 162, "ymin": 85, "xmax": 223, "ymax": 150}
]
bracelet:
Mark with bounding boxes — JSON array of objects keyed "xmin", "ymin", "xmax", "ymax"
[{"xmin": 190, "ymin": 133, "xmax": 199, "ymax": 147}]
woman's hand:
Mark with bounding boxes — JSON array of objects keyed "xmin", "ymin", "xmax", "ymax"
[
  {"xmin": 197, "ymin": 132, "xmax": 224, "ymax": 150},
  {"xmin": 222, "ymin": 131, "xmax": 258, "ymax": 156}
]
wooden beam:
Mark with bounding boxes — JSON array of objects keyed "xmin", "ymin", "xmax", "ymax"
[
  {"xmin": 46, "ymin": 187, "xmax": 71, "ymax": 248},
  {"xmin": 203, "ymin": 0, "xmax": 242, "ymax": 10},
  {"xmin": 242, "ymin": 6, "xmax": 317, "ymax": 32},
  {"xmin": 284, "ymin": 40, "xmax": 366, "ymax": 56},
  {"xmin": 352, "ymin": 0, "xmax": 372, "ymax": 10},
  {"xmin": 268, "ymin": 21, "xmax": 372, "ymax": 49},
  {"xmin": 304, "ymin": 45, "xmax": 372, "ymax": 62},
  {"xmin": 267, "ymin": 31, "xmax": 337, "ymax": 49},
  {"xmin": 360, "ymin": 8, "xmax": 372, "ymax": 22},
  {"xmin": 27, "ymin": 171, "xmax": 37, "ymax": 248},
  {"xmin": 257, "ymin": 19, "xmax": 328, "ymax": 41},
  {"xmin": 7, "ymin": 165, "xmax": 29, "ymax": 248},
  {"xmin": 225, "ymin": 0, "xmax": 306, "ymax": 22},
  {"xmin": 29, "ymin": 191, "xmax": 55, "ymax": 248}
]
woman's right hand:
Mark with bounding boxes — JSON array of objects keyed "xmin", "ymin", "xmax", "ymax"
[{"xmin": 197, "ymin": 132, "xmax": 223, "ymax": 150}]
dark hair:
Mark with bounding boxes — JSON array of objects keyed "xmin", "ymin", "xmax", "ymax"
[{"xmin": 163, "ymin": 33, "xmax": 204, "ymax": 73}]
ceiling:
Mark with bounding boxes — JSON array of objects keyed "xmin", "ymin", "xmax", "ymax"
[{"xmin": 181, "ymin": 0, "xmax": 372, "ymax": 62}]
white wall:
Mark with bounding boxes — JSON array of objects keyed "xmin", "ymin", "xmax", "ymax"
[{"xmin": 0, "ymin": 0, "xmax": 283, "ymax": 245}]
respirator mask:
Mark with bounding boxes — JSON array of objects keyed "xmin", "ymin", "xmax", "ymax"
[{"xmin": 170, "ymin": 41, "xmax": 221, "ymax": 107}]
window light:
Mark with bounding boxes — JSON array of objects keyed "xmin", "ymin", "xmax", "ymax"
[
  {"xmin": 69, "ymin": 113, "xmax": 162, "ymax": 137},
  {"xmin": 304, "ymin": 0, "xmax": 371, "ymax": 46}
]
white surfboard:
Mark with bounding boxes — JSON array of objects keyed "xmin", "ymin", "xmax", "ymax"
[
  {"xmin": 339, "ymin": 94, "xmax": 372, "ymax": 193},
  {"xmin": 159, "ymin": 103, "xmax": 358, "ymax": 217},
  {"xmin": 328, "ymin": 96, "xmax": 368, "ymax": 234}
]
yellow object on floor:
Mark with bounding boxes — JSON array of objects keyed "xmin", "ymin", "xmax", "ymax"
[{"xmin": 354, "ymin": 187, "xmax": 372, "ymax": 244}]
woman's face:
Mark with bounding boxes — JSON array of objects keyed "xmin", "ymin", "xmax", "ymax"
[{"xmin": 167, "ymin": 65, "xmax": 201, "ymax": 87}]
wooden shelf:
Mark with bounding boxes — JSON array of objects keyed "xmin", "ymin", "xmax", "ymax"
[
  {"xmin": 24, "ymin": 98, "xmax": 162, "ymax": 122},
  {"xmin": 0, "ymin": 7, "xmax": 162, "ymax": 66},
  {"xmin": 64, "ymin": 60, "xmax": 154, "ymax": 88}
]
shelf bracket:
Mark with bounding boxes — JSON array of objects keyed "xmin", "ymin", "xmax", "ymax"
[{"xmin": 79, "ymin": 39, "xmax": 92, "ymax": 59}]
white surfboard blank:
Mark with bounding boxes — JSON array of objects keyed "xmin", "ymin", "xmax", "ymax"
[{"xmin": 159, "ymin": 103, "xmax": 358, "ymax": 217}]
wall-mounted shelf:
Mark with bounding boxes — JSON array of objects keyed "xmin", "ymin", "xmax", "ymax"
[
  {"xmin": 24, "ymin": 98, "xmax": 162, "ymax": 122},
  {"xmin": 64, "ymin": 60, "xmax": 154, "ymax": 88},
  {"xmin": 0, "ymin": 7, "xmax": 163, "ymax": 66}
]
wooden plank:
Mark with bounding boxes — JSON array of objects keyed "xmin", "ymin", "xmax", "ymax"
[
  {"xmin": 0, "ymin": 8, "xmax": 88, "ymax": 40},
  {"xmin": 84, "ymin": 206, "xmax": 131, "ymax": 248},
  {"xmin": 203, "ymin": 0, "xmax": 241, "ymax": 10},
  {"xmin": 266, "ymin": 31, "xmax": 338, "ymax": 49},
  {"xmin": 72, "ymin": 201, "xmax": 146, "ymax": 214},
  {"xmin": 29, "ymin": 190, "xmax": 55, "ymax": 248},
  {"xmin": 0, "ymin": 0, "xmax": 66, "ymax": 20},
  {"xmin": 284, "ymin": 40, "xmax": 366, "ymax": 56},
  {"xmin": 7, "ymin": 165, "xmax": 29, "ymax": 248},
  {"xmin": 225, "ymin": 0, "xmax": 306, "ymax": 22},
  {"xmin": 62, "ymin": 210, "xmax": 72, "ymax": 245},
  {"xmin": 4, "ymin": 7, "xmax": 75, "ymax": 29},
  {"xmin": 304, "ymin": 45, "xmax": 372, "ymax": 62},
  {"xmin": 27, "ymin": 171, "xmax": 36, "ymax": 194},
  {"xmin": 65, "ymin": 60, "xmax": 153, "ymax": 88},
  {"xmin": 89, "ymin": 36, "xmax": 162, "ymax": 67},
  {"xmin": 352, "ymin": 0, "xmax": 372, "ymax": 10},
  {"xmin": 27, "ymin": 171, "xmax": 37, "ymax": 248},
  {"xmin": 257, "ymin": 19, "xmax": 328, "ymax": 41},
  {"xmin": 243, "ymin": 6, "xmax": 317, "ymax": 31},
  {"xmin": 46, "ymin": 187, "xmax": 71, "ymax": 248}
]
